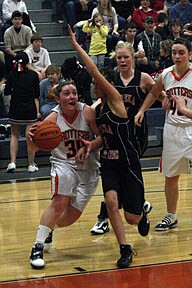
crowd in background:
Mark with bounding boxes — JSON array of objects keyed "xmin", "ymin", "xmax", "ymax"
[{"xmin": 0, "ymin": 0, "xmax": 192, "ymax": 143}]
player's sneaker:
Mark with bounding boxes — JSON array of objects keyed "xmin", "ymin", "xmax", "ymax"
[
  {"xmin": 7, "ymin": 162, "xmax": 16, "ymax": 173},
  {"xmin": 90, "ymin": 219, "xmax": 109, "ymax": 235},
  {"xmin": 155, "ymin": 215, "xmax": 178, "ymax": 231},
  {"xmin": 117, "ymin": 244, "xmax": 133, "ymax": 268},
  {"xmin": 138, "ymin": 200, "xmax": 152, "ymax": 236},
  {"xmin": 30, "ymin": 243, "xmax": 45, "ymax": 269},
  {"xmin": 44, "ymin": 231, "xmax": 53, "ymax": 252},
  {"xmin": 28, "ymin": 163, "xmax": 39, "ymax": 173}
]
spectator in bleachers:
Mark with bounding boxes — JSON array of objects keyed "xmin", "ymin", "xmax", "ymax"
[
  {"xmin": 61, "ymin": 56, "xmax": 93, "ymax": 105},
  {"xmin": 39, "ymin": 65, "xmax": 61, "ymax": 120},
  {"xmin": 111, "ymin": 0, "xmax": 134, "ymax": 30},
  {"xmin": 155, "ymin": 12, "xmax": 169, "ymax": 40},
  {"xmin": 132, "ymin": 0, "xmax": 158, "ymax": 33},
  {"xmin": 158, "ymin": 39, "xmax": 174, "ymax": 70},
  {"xmin": 91, "ymin": 0, "xmax": 120, "ymax": 54},
  {"xmin": 5, "ymin": 51, "xmax": 40, "ymax": 173},
  {"xmin": 182, "ymin": 22, "xmax": 192, "ymax": 41},
  {"xmin": 168, "ymin": 18, "xmax": 183, "ymax": 40},
  {"xmin": 121, "ymin": 22, "xmax": 146, "ymax": 64},
  {"xmin": 50, "ymin": 0, "xmax": 64, "ymax": 23},
  {"xmin": 1, "ymin": 0, "xmax": 36, "ymax": 37},
  {"xmin": 135, "ymin": 16, "xmax": 162, "ymax": 74},
  {"xmin": 25, "ymin": 33, "xmax": 51, "ymax": 81},
  {"xmin": 82, "ymin": 13, "xmax": 108, "ymax": 69},
  {"xmin": 59, "ymin": 0, "xmax": 98, "ymax": 47},
  {"xmin": 168, "ymin": 0, "xmax": 192, "ymax": 26},
  {"xmin": 4, "ymin": 10, "xmax": 32, "ymax": 73}
]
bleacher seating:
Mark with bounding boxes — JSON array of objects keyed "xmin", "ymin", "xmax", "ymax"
[{"xmin": 0, "ymin": 0, "xmax": 166, "ymax": 169}]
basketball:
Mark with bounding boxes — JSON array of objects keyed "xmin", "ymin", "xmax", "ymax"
[{"xmin": 33, "ymin": 120, "xmax": 62, "ymax": 151}]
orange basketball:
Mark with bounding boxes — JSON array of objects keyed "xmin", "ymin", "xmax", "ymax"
[{"xmin": 33, "ymin": 120, "xmax": 62, "ymax": 151}]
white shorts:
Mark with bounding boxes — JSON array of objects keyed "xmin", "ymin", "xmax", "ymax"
[
  {"xmin": 161, "ymin": 123, "xmax": 192, "ymax": 177},
  {"xmin": 50, "ymin": 161, "xmax": 99, "ymax": 212}
]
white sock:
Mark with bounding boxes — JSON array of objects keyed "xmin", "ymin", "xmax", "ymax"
[
  {"xmin": 167, "ymin": 213, "xmax": 177, "ymax": 221},
  {"xmin": 35, "ymin": 225, "xmax": 52, "ymax": 244}
]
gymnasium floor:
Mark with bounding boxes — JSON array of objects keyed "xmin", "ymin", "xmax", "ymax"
[{"xmin": 0, "ymin": 164, "xmax": 192, "ymax": 288}]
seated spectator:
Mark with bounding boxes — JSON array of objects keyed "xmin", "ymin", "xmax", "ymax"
[
  {"xmin": 39, "ymin": 65, "xmax": 61, "ymax": 120},
  {"xmin": 91, "ymin": 0, "xmax": 120, "ymax": 54},
  {"xmin": 25, "ymin": 34, "xmax": 51, "ymax": 81},
  {"xmin": 4, "ymin": 10, "xmax": 32, "ymax": 73},
  {"xmin": 82, "ymin": 13, "xmax": 108, "ymax": 69},
  {"xmin": 168, "ymin": 18, "xmax": 183, "ymax": 40},
  {"xmin": 111, "ymin": 0, "xmax": 134, "ymax": 30},
  {"xmin": 132, "ymin": 0, "xmax": 158, "ymax": 33},
  {"xmin": 59, "ymin": 0, "xmax": 98, "ymax": 47},
  {"xmin": 168, "ymin": 0, "xmax": 192, "ymax": 26},
  {"xmin": 155, "ymin": 12, "xmax": 169, "ymax": 40},
  {"xmin": 61, "ymin": 56, "xmax": 93, "ymax": 105},
  {"xmin": 51, "ymin": 0, "xmax": 64, "ymax": 22},
  {"xmin": 121, "ymin": 22, "xmax": 146, "ymax": 62},
  {"xmin": 158, "ymin": 39, "xmax": 174, "ymax": 70},
  {"xmin": 135, "ymin": 16, "xmax": 161, "ymax": 74},
  {"xmin": 1, "ymin": 0, "xmax": 36, "ymax": 38},
  {"xmin": 182, "ymin": 22, "xmax": 192, "ymax": 41}
]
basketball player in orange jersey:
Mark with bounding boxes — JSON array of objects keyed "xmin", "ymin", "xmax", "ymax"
[
  {"xmin": 135, "ymin": 37, "xmax": 192, "ymax": 232},
  {"xmin": 28, "ymin": 80, "xmax": 102, "ymax": 269}
]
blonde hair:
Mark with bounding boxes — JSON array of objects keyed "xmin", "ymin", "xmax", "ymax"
[{"xmin": 110, "ymin": 41, "xmax": 135, "ymax": 68}]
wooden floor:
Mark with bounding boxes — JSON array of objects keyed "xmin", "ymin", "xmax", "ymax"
[{"xmin": 0, "ymin": 170, "xmax": 192, "ymax": 287}]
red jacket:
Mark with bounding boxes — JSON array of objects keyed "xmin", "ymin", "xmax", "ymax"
[{"xmin": 132, "ymin": 8, "xmax": 158, "ymax": 30}]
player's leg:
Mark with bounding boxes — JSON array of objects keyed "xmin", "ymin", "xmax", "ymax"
[
  {"xmin": 155, "ymin": 175, "xmax": 179, "ymax": 231},
  {"xmin": 26, "ymin": 124, "xmax": 39, "ymax": 172},
  {"xmin": 30, "ymin": 194, "xmax": 70, "ymax": 269},
  {"xmin": 105, "ymin": 190, "xmax": 133, "ymax": 268},
  {"xmin": 7, "ymin": 124, "xmax": 20, "ymax": 172}
]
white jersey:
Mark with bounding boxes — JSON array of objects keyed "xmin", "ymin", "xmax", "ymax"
[
  {"xmin": 50, "ymin": 103, "xmax": 99, "ymax": 170},
  {"xmin": 162, "ymin": 64, "xmax": 192, "ymax": 125},
  {"xmin": 26, "ymin": 47, "xmax": 51, "ymax": 70}
]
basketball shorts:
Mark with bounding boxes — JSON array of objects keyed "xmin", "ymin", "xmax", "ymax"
[
  {"xmin": 51, "ymin": 162, "xmax": 99, "ymax": 212},
  {"xmin": 161, "ymin": 123, "xmax": 192, "ymax": 177},
  {"xmin": 100, "ymin": 163, "xmax": 144, "ymax": 215}
]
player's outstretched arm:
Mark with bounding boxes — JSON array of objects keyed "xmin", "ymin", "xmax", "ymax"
[{"xmin": 68, "ymin": 25, "xmax": 126, "ymax": 118}]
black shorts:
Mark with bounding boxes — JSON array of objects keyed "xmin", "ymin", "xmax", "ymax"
[{"xmin": 100, "ymin": 163, "xmax": 144, "ymax": 215}]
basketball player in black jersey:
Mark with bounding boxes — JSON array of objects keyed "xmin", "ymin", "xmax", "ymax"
[
  {"xmin": 90, "ymin": 42, "xmax": 154, "ymax": 235},
  {"xmin": 69, "ymin": 26, "xmax": 151, "ymax": 268}
]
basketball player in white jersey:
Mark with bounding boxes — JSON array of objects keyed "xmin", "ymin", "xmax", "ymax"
[
  {"xmin": 28, "ymin": 81, "xmax": 101, "ymax": 269},
  {"xmin": 135, "ymin": 37, "xmax": 192, "ymax": 231}
]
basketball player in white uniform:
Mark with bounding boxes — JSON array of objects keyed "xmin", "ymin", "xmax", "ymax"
[
  {"xmin": 28, "ymin": 81, "xmax": 101, "ymax": 269},
  {"xmin": 135, "ymin": 38, "xmax": 192, "ymax": 231}
]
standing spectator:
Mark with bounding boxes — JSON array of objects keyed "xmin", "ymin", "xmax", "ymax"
[
  {"xmin": 61, "ymin": 56, "xmax": 93, "ymax": 105},
  {"xmin": 91, "ymin": 0, "xmax": 120, "ymax": 54},
  {"xmin": 39, "ymin": 65, "xmax": 61, "ymax": 119},
  {"xmin": 168, "ymin": 18, "xmax": 183, "ymax": 40},
  {"xmin": 168, "ymin": 0, "xmax": 192, "ymax": 26},
  {"xmin": 25, "ymin": 33, "xmax": 51, "ymax": 81},
  {"xmin": 132, "ymin": 0, "xmax": 158, "ymax": 33},
  {"xmin": 135, "ymin": 16, "xmax": 162, "ymax": 74},
  {"xmin": 82, "ymin": 13, "xmax": 108, "ymax": 69},
  {"xmin": 135, "ymin": 37, "xmax": 192, "ymax": 232},
  {"xmin": 5, "ymin": 51, "xmax": 40, "ymax": 173},
  {"xmin": 155, "ymin": 12, "xmax": 169, "ymax": 40},
  {"xmin": 111, "ymin": 0, "xmax": 134, "ymax": 30},
  {"xmin": 4, "ymin": 10, "xmax": 32, "ymax": 73},
  {"xmin": 1, "ymin": 0, "xmax": 36, "ymax": 36}
]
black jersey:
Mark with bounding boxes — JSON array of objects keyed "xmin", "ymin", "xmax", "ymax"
[
  {"xmin": 114, "ymin": 69, "xmax": 148, "ymax": 157},
  {"xmin": 96, "ymin": 102, "xmax": 141, "ymax": 172}
]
